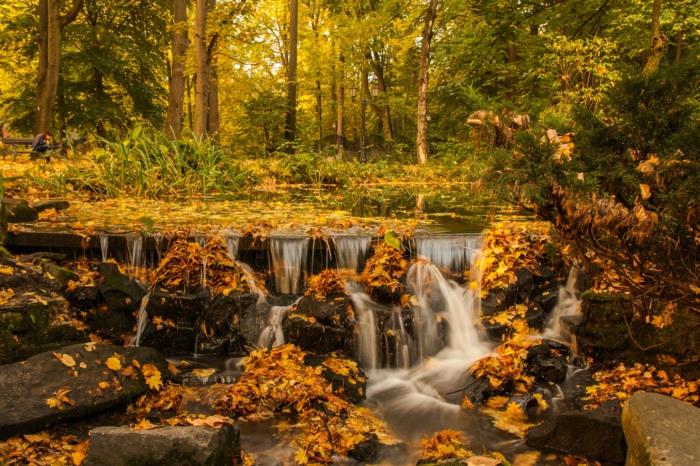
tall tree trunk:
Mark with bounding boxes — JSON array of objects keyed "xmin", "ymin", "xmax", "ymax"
[
  {"xmin": 643, "ymin": 0, "xmax": 666, "ymax": 74},
  {"xmin": 674, "ymin": 28, "xmax": 683, "ymax": 64},
  {"xmin": 416, "ymin": 0, "xmax": 439, "ymax": 165},
  {"xmin": 34, "ymin": 0, "xmax": 83, "ymax": 134},
  {"xmin": 207, "ymin": 34, "xmax": 220, "ymax": 138},
  {"xmin": 368, "ymin": 50, "xmax": 393, "ymax": 141},
  {"xmin": 194, "ymin": 0, "xmax": 209, "ymax": 137},
  {"xmin": 335, "ymin": 54, "xmax": 345, "ymax": 160},
  {"xmin": 285, "ymin": 0, "xmax": 299, "ymax": 147},
  {"xmin": 166, "ymin": 0, "xmax": 188, "ymax": 139}
]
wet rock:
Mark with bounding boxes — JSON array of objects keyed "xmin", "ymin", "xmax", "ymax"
[
  {"xmin": 41, "ymin": 262, "xmax": 79, "ymax": 287},
  {"xmin": 86, "ymin": 424, "xmax": 241, "ymax": 466},
  {"xmin": 0, "ymin": 343, "xmax": 169, "ymax": 438},
  {"xmin": 149, "ymin": 289, "xmax": 212, "ymax": 321},
  {"xmin": 297, "ymin": 295, "xmax": 350, "ymax": 323},
  {"xmin": 370, "ymin": 284, "xmax": 404, "ymax": 304},
  {"xmin": 96, "ymin": 262, "xmax": 147, "ymax": 313},
  {"xmin": 283, "ymin": 314, "xmax": 350, "ymax": 354},
  {"xmin": 2, "ymin": 199, "xmax": 38, "ymax": 223},
  {"xmin": 526, "ymin": 341, "xmax": 569, "ymax": 384},
  {"xmin": 348, "ymin": 433, "xmax": 380, "ymax": 462},
  {"xmin": 622, "ymin": 392, "xmax": 700, "ymax": 466},
  {"xmin": 140, "ymin": 323, "xmax": 196, "ymax": 355},
  {"xmin": 89, "ymin": 306, "xmax": 135, "ymax": 343},
  {"xmin": 65, "ymin": 285, "xmax": 100, "ymax": 310},
  {"xmin": 18, "ymin": 252, "xmax": 68, "ymax": 263},
  {"xmin": 527, "ymin": 400, "xmax": 626, "ymax": 464},
  {"xmin": 462, "ymin": 376, "xmax": 492, "ymax": 405},
  {"xmin": 199, "ymin": 292, "xmax": 258, "ymax": 354},
  {"xmin": 31, "ymin": 199, "xmax": 70, "ymax": 212},
  {"xmin": 575, "ymin": 292, "xmax": 632, "ymax": 361}
]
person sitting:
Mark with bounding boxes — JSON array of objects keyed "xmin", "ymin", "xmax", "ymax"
[{"xmin": 32, "ymin": 131, "xmax": 53, "ymax": 153}]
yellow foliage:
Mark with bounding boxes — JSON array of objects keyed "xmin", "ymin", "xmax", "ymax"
[
  {"xmin": 361, "ymin": 242, "xmax": 408, "ymax": 298},
  {"xmin": 105, "ymin": 355, "xmax": 122, "ymax": 371},
  {"xmin": 420, "ymin": 429, "xmax": 471, "ymax": 462},
  {"xmin": 141, "ymin": 364, "xmax": 163, "ymax": 391},
  {"xmin": 305, "ymin": 269, "xmax": 347, "ymax": 301},
  {"xmin": 0, "ymin": 432, "xmax": 88, "ymax": 465},
  {"xmin": 481, "ymin": 402, "xmax": 540, "ymax": 438}
]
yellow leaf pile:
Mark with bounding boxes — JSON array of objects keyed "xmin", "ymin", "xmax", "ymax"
[
  {"xmin": 154, "ymin": 233, "xmax": 263, "ymax": 295},
  {"xmin": 583, "ymin": 363, "xmax": 700, "ymax": 409},
  {"xmin": 215, "ymin": 344, "xmax": 392, "ymax": 464},
  {"xmin": 481, "ymin": 400, "xmax": 540, "ymax": 438},
  {"xmin": 305, "ymin": 269, "xmax": 347, "ymax": 301},
  {"xmin": 0, "ymin": 432, "xmax": 88, "ymax": 466},
  {"xmin": 476, "ymin": 222, "xmax": 552, "ymax": 296},
  {"xmin": 420, "ymin": 429, "xmax": 471, "ymax": 462},
  {"xmin": 361, "ymin": 242, "xmax": 408, "ymax": 298},
  {"xmin": 130, "ymin": 384, "xmax": 185, "ymax": 419},
  {"xmin": 141, "ymin": 364, "xmax": 163, "ymax": 391},
  {"xmin": 469, "ymin": 330, "xmax": 540, "ymax": 393}
]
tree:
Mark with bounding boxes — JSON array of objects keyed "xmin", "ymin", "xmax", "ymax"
[
  {"xmin": 416, "ymin": 0, "xmax": 439, "ymax": 164},
  {"xmin": 194, "ymin": 0, "xmax": 209, "ymax": 137},
  {"xmin": 34, "ymin": 0, "xmax": 83, "ymax": 134},
  {"xmin": 643, "ymin": 0, "xmax": 666, "ymax": 74},
  {"xmin": 166, "ymin": 0, "xmax": 188, "ymax": 139},
  {"xmin": 207, "ymin": 0, "xmax": 220, "ymax": 138},
  {"xmin": 285, "ymin": 0, "xmax": 299, "ymax": 146}
]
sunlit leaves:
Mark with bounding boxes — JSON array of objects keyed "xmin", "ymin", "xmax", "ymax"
[
  {"xmin": 0, "ymin": 432, "xmax": 88, "ymax": 466},
  {"xmin": 46, "ymin": 387, "xmax": 74, "ymax": 410}
]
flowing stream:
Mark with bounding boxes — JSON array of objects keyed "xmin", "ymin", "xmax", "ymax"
[{"xmin": 270, "ymin": 236, "xmax": 309, "ymax": 294}]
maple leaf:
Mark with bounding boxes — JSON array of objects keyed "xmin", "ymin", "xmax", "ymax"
[
  {"xmin": 141, "ymin": 364, "xmax": 163, "ymax": 391},
  {"xmin": 46, "ymin": 387, "xmax": 74, "ymax": 410},
  {"xmin": 105, "ymin": 355, "xmax": 122, "ymax": 371},
  {"xmin": 53, "ymin": 352, "xmax": 76, "ymax": 368}
]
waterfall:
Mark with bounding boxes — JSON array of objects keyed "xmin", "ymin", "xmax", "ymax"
[
  {"xmin": 543, "ymin": 267, "xmax": 582, "ymax": 343},
  {"xmin": 348, "ymin": 287, "xmax": 380, "ymax": 371},
  {"xmin": 126, "ymin": 233, "xmax": 143, "ymax": 276},
  {"xmin": 133, "ymin": 292, "xmax": 151, "ymax": 347},
  {"xmin": 414, "ymin": 235, "xmax": 481, "ymax": 272},
  {"xmin": 99, "ymin": 235, "xmax": 109, "ymax": 262},
  {"xmin": 257, "ymin": 299, "xmax": 301, "ymax": 349},
  {"xmin": 365, "ymin": 255, "xmax": 490, "ymax": 429},
  {"xmin": 386, "ymin": 308, "xmax": 411, "ymax": 369},
  {"xmin": 238, "ymin": 261, "xmax": 266, "ymax": 304},
  {"xmin": 225, "ymin": 235, "xmax": 240, "ymax": 261},
  {"xmin": 333, "ymin": 235, "xmax": 371, "ymax": 271},
  {"xmin": 270, "ymin": 236, "xmax": 309, "ymax": 294}
]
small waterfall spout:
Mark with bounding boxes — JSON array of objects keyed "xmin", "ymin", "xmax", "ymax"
[
  {"xmin": 99, "ymin": 235, "xmax": 109, "ymax": 262},
  {"xmin": 543, "ymin": 267, "xmax": 582, "ymax": 343},
  {"xmin": 270, "ymin": 236, "xmax": 309, "ymax": 294},
  {"xmin": 225, "ymin": 235, "xmax": 240, "ymax": 261},
  {"xmin": 126, "ymin": 233, "xmax": 143, "ymax": 276},
  {"xmin": 348, "ymin": 285, "xmax": 380, "ymax": 371},
  {"xmin": 133, "ymin": 292, "xmax": 151, "ymax": 347},
  {"xmin": 414, "ymin": 234, "xmax": 481, "ymax": 272},
  {"xmin": 333, "ymin": 235, "xmax": 371, "ymax": 271},
  {"xmin": 257, "ymin": 299, "xmax": 301, "ymax": 349}
]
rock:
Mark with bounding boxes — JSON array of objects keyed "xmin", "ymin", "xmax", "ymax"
[
  {"xmin": 527, "ymin": 400, "xmax": 626, "ymax": 464},
  {"xmin": 526, "ymin": 342, "xmax": 568, "ymax": 384},
  {"xmin": 198, "ymin": 292, "xmax": 257, "ymax": 354},
  {"xmin": 283, "ymin": 313, "xmax": 349, "ymax": 354},
  {"xmin": 97, "ymin": 262, "xmax": 147, "ymax": 312},
  {"xmin": 31, "ymin": 199, "xmax": 70, "ymax": 212},
  {"xmin": 622, "ymin": 392, "xmax": 700, "ymax": 466},
  {"xmin": 149, "ymin": 289, "xmax": 211, "ymax": 321},
  {"xmin": 348, "ymin": 433, "xmax": 379, "ymax": 462},
  {"xmin": 370, "ymin": 284, "xmax": 404, "ymax": 304},
  {"xmin": 89, "ymin": 306, "xmax": 135, "ymax": 343},
  {"xmin": 0, "ymin": 343, "xmax": 169, "ymax": 438},
  {"xmin": 18, "ymin": 252, "xmax": 68, "ymax": 263},
  {"xmin": 41, "ymin": 262, "xmax": 79, "ymax": 287},
  {"xmin": 86, "ymin": 424, "xmax": 241, "ymax": 466},
  {"xmin": 65, "ymin": 285, "xmax": 100, "ymax": 310},
  {"xmin": 2, "ymin": 199, "xmax": 38, "ymax": 223},
  {"xmin": 297, "ymin": 295, "xmax": 350, "ymax": 322}
]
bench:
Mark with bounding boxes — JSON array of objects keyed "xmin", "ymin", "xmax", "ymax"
[{"xmin": 1, "ymin": 137, "xmax": 34, "ymax": 158}]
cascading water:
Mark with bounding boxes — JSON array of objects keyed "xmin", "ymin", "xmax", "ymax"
[
  {"xmin": 133, "ymin": 292, "xmax": 151, "ymax": 347},
  {"xmin": 347, "ymin": 283, "xmax": 382, "ymax": 370},
  {"xmin": 333, "ymin": 235, "xmax": 371, "ymax": 271},
  {"xmin": 543, "ymin": 267, "xmax": 582, "ymax": 343},
  {"xmin": 270, "ymin": 236, "xmax": 309, "ymax": 295},
  {"xmin": 365, "ymin": 257, "xmax": 491, "ymax": 438},
  {"xmin": 126, "ymin": 233, "xmax": 143, "ymax": 276},
  {"xmin": 99, "ymin": 235, "xmax": 109, "ymax": 262},
  {"xmin": 257, "ymin": 298, "xmax": 301, "ymax": 349},
  {"xmin": 414, "ymin": 234, "xmax": 481, "ymax": 272},
  {"xmin": 225, "ymin": 235, "xmax": 240, "ymax": 261}
]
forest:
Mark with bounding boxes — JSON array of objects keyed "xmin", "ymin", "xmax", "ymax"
[{"xmin": 0, "ymin": 0, "xmax": 698, "ymax": 465}]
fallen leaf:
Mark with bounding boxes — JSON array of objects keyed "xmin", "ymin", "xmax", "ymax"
[
  {"xmin": 53, "ymin": 352, "xmax": 77, "ymax": 368},
  {"xmin": 105, "ymin": 355, "xmax": 122, "ymax": 371}
]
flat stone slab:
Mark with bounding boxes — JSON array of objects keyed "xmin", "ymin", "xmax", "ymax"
[
  {"xmin": 86, "ymin": 424, "xmax": 241, "ymax": 466},
  {"xmin": 622, "ymin": 391, "xmax": 700, "ymax": 466},
  {"xmin": 0, "ymin": 343, "xmax": 168, "ymax": 438}
]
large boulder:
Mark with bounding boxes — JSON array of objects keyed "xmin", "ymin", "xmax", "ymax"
[
  {"xmin": 31, "ymin": 199, "xmax": 70, "ymax": 212},
  {"xmin": 197, "ymin": 292, "xmax": 258, "ymax": 354},
  {"xmin": 622, "ymin": 392, "xmax": 700, "ymax": 466},
  {"xmin": 96, "ymin": 262, "xmax": 147, "ymax": 313},
  {"xmin": 0, "ymin": 343, "xmax": 168, "ymax": 438},
  {"xmin": 2, "ymin": 199, "xmax": 38, "ymax": 223},
  {"xmin": 527, "ymin": 400, "xmax": 626, "ymax": 464},
  {"xmin": 86, "ymin": 424, "xmax": 241, "ymax": 466}
]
